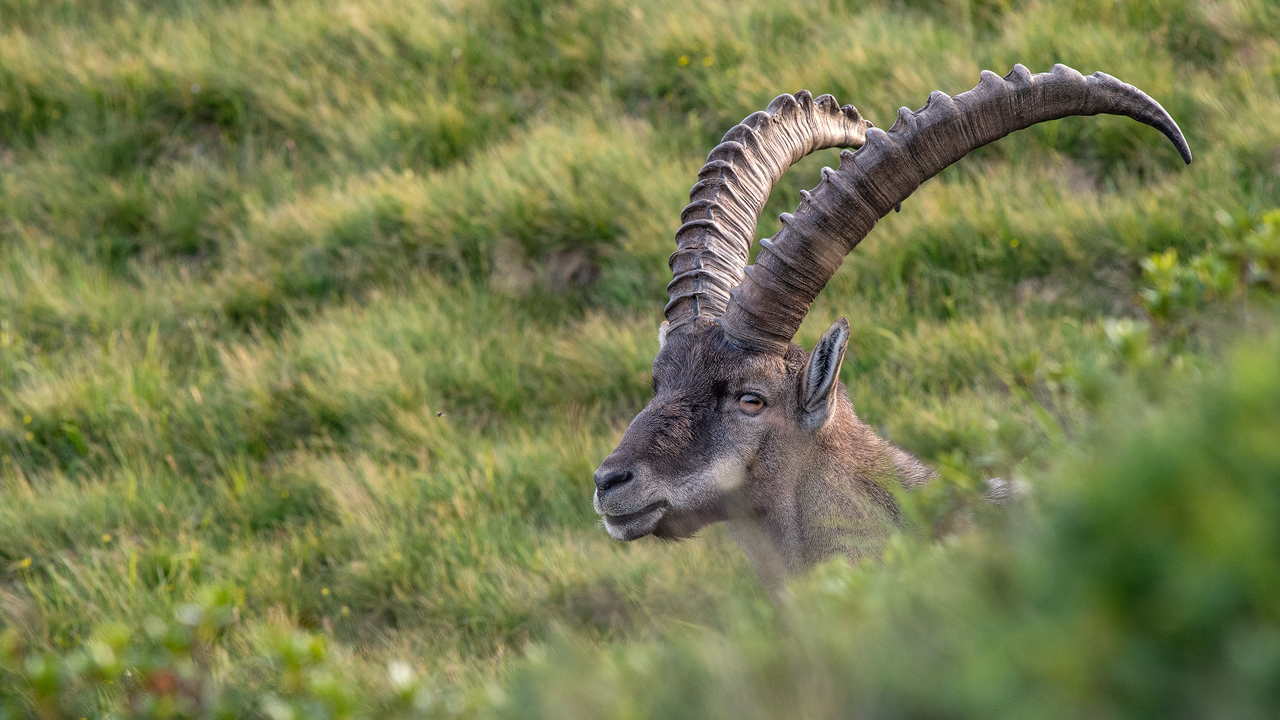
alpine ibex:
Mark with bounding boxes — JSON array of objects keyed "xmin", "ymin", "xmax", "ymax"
[{"xmin": 593, "ymin": 64, "xmax": 1191, "ymax": 582}]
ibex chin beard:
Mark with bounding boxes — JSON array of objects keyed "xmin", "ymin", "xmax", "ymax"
[
  {"xmin": 597, "ymin": 497, "xmax": 668, "ymax": 541},
  {"xmin": 593, "ymin": 64, "xmax": 1191, "ymax": 576}
]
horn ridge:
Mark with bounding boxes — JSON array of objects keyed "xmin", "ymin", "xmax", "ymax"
[
  {"xmin": 664, "ymin": 90, "xmax": 873, "ymax": 330},
  {"xmin": 719, "ymin": 63, "xmax": 1192, "ymax": 354}
]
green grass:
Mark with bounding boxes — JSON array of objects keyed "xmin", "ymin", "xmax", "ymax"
[{"xmin": 1, "ymin": 0, "xmax": 1279, "ymax": 716}]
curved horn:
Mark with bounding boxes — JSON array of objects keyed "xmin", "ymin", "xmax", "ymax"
[
  {"xmin": 718, "ymin": 64, "xmax": 1192, "ymax": 355},
  {"xmin": 665, "ymin": 90, "xmax": 873, "ymax": 330}
]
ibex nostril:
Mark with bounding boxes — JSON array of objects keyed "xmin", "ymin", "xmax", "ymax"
[{"xmin": 594, "ymin": 468, "xmax": 633, "ymax": 494}]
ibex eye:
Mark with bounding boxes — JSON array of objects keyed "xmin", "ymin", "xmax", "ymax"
[{"xmin": 738, "ymin": 393, "xmax": 765, "ymax": 414}]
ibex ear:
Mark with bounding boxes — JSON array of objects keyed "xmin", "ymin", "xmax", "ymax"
[
  {"xmin": 800, "ymin": 318, "xmax": 849, "ymax": 432},
  {"xmin": 658, "ymin": 320, "xmax": 670, "ymax": 350}
]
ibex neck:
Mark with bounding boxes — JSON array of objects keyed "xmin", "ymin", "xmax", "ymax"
[{"xmin": 731, "ymin": 404, "xmax": 922, "ymax": 580}]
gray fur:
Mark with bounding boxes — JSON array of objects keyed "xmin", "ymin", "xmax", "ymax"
[{"xmin": 594, "ymin": 318, "xmax": 921, "ymax": 577}]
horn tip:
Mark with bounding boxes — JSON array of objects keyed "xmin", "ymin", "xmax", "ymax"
[{"xmin": 1164, "ymin": 120, "xmax": 1193, "ymax": 164}]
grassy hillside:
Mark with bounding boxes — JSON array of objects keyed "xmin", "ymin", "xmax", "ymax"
[{"xmin": 1, "ymin": 0, "xmax": 1278, "ymax": 716}]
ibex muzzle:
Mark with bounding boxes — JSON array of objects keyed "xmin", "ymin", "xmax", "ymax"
[{"xmin": 595, "ymin": 64, "xmax": 1191, "ymax": 575}]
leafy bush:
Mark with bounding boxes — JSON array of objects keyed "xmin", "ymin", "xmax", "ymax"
[
  {"xmin": 0, "ymin": 583, "xmax": 450, "ymax": 719},
  {"xmin": 1138, "ymin": 210, "xmax": 1280, "ymax": 322}
]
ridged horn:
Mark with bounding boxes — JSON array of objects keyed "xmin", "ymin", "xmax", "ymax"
[
  {"xmin": 719, "ymin": 63, "xmax": 1192, "ymax": 355},
  {"xmin": 665, "ymin": 90, "xmax": 873, "ymax": 330}
]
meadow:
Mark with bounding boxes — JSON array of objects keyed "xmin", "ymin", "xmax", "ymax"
[{"xmin": 1, "ymin": 0, "xmax": 1279, "ymax": 716}]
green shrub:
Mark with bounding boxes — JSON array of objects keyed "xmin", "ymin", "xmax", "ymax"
[{"xmin": 1138, "ymin": 210, "xmax": 1280, "ymax": 323}]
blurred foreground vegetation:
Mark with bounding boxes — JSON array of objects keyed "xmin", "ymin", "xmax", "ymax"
[{"xmin": 1, "ymin": 0, "xmax": 1278, "ymax": 716}]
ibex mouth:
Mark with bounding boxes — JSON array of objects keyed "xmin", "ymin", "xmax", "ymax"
[{"xmin": 602, "ymin": 501, "xmax": 668, "ymax": 541}]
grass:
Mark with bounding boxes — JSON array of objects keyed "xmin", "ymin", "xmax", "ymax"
[{"xmin": 1, "ymin": 0, "xmax": 1279, "ymax": 716}]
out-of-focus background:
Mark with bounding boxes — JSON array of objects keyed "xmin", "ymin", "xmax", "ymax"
[{"xmin": 1, "ymin": 0, "xmax": 1278, "ymax": 716}]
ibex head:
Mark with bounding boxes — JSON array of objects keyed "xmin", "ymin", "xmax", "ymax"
[
  {"xmin": 594, "ymin": 315, "xmax": 852, "ymax": 541},
  {"xmin": 594, "ymin": 65, "xmax": 1191, "ymax": 551}
]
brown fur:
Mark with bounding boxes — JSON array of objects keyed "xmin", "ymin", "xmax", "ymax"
[{"xmin": 593, "ymin": 318, "xmax": 935, "ymax": 580}]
